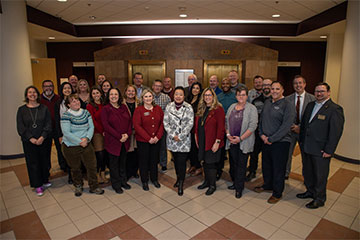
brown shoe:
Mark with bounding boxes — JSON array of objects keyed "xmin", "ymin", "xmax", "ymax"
[
  {"xmin": 187, "ymin": 166, "xmax": 196, "ymax": 174},
  {"xmin": 254, "ymin": 186, "xmax": 265, "ymax": 193},
  {"xmin": 267, "ymin": 196, "xmax": 281, "ymax": 204},
  {"xmin": 192, "ymin": 168, "xmax": 203, "ymax": 176}
]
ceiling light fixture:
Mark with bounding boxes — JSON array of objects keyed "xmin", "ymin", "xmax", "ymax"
[
  {"xmin": 48, "ymin": 36, "xmax": 55, "ymax": 40},
  {"xmin": 89, "ymin": 16, "xmax": 96, "ymax": 20},
  {"xmin": 57, "ymin": 0, "xmax": 67, "ymax": 2},
  {"xmin": 320, "ymin": 35, "xmax": 327, "ymax": 39},
  {"xmin": 179, "ymin": 14, "xmax": 187, "ymax": 18},
  {"xmin": 272, "ymin": 14, "xmax": 280, "ymax": 18}
]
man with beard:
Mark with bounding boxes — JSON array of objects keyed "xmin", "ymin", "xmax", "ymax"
[
  {"xmin": 133, "ymin": 72, "xmax": 149, "ymax": 98},
  {"xmin": 209, "ymin": 75, "xmax": 222, "ymax": 95},
  {"xmin": 228, "ymin": 70, "xmax": 246, "ymax": 93},
  {"xmin": 184, "ymin": 74, "xmax": 198, "ymax": 98},
  {"xmin": 248, "ymin": 75, "xmax": 264, "ymax": 103},
  {"xmin": 285, "ymin": 75, "xmax": 315, "ymax": 179},
  {"xmin": 162, "ymin": 76, "xmax": 174, "ymax": 101},
  {"xmin": 246, "ymin": 78, "xmax": 272, "ymax": 181},
  {"xmin": 68, "ymin": 75, "xmax": 79, "ymax": 93},
  {"xmin": 97, "ymin": 74, "xmax": 106, "ymax": 86},
  {"xmin": 40, "ymin": 80, "xmax": 65, "ymax": 170}
]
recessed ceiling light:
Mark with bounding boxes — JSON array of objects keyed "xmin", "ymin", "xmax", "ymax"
[
  {"xmin": 179, "ymin": 14, "xmax": 187, "ymax": 18},
  {"xmin": 57, "ymin": 0, "xmax": 67, "ymax": 2},
  {"xmin": 48, "ymin": 36, "xmax": 55, "ymax": 40},
  {"xmin": 320, "ymin": 35, "xmax": 327, "ymax": 39},
  {"xmin": 272, "ymin": 14, "xmax": 280, "ymax": 18},
  {"xmin": 89, "ymin": 16, "xmax": 96, "ymax": 20}
]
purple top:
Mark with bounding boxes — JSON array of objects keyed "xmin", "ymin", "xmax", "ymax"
[{"xmin": 229, "ymin": 108, "xmax": 244, "ymax": 137}]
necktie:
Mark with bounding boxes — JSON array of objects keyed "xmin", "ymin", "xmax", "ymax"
[{"xmin": 296, "ymin": 95, "xmax": 300, "ymax": 124}]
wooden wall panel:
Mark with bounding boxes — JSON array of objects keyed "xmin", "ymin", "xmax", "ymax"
[
  {"xmin": 31, "ymin": 58, "xmax": 57, "ymax": 93},
  {"xmin": 243, "ymin": 60, "xmax": 278, "ymax": 89}
]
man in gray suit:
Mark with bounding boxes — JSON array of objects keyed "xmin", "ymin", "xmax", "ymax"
[
  {"xmin": 297, "ymin": 82, "xmax": 344, "ymax": 209},
  {"xmin": 285, "ymin": 75, "xmax": 316, "ymax": 179}
]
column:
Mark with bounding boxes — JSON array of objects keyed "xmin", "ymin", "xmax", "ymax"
[
  {"xmin": 0, "ymin": 0, "xmax": 33, "ymax": 158},
  {"xmin": 335, "ymin": 0, "xmax": 360, "ymax": 161}
]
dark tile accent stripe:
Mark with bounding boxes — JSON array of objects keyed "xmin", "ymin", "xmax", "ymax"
[
  {"xmin": 327, "ymin": 168, "xmax": 359, "ymax": 193},
  {"xmin": 307, "ymin": 219, "xmax": 360, "ymax": 239}
]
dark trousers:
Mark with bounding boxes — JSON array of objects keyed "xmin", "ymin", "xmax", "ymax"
[
  {"xmin": 229, "ymin": 144, "xmax": 248, "ymax": 192},
  {"xmin": 217, "ymin": 146, "xmax": 226, "ymax": 176},
  {"xmin": 51, "ymin": 130, "xmax": 67, "ymax": 170},
  {"xmin": 137, "ymin": 141, "xmax": 160, "ymax": 183},
  {"xmin": 262, "ymin": 142, "xmax": 290, "ymax": 198},
  {"xmin": 126, "ymin": 149, "xmax": 138, "ymax": 179},
  {"xmin": 95, "ymin": 150, "xmax": 106, "ymax": 172},
  {"xmin": 248, "ymin": 129, "xmax": 262, "ymax": 173},
  {"xmin": 61, "ymin": 143, "xmax": 99, "ymax": 191},
  {"xmin": 159, "ymin": 133, "xmax": 168, "ymax": 167},
  {"xmin": 22, "ymin": 139, "xmax": 52, "ymax": 188},
  {"xmin": 302, "ymin": 153, "xmax": 330, "ymax": 203},
  {"xmin": 203, "ymin": 161, "xmax": 217, "ymax": 187},
  {"xmin": 108, "ymin": 146, "xmax": 127, "ymax": 191},
  {"xmin": 172, "ymin": 152, "xmax": 188, "ymax": 181},
  {"xmin": 189, "ymin": 133, "xmax": 201, "ymax": 168}
]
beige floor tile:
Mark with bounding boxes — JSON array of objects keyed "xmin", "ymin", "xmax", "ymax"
[
  {"xmin": 164, "ymin": 194, "xmax": 191, "ymax": 206},
  {"xmin": 88, "ymin": 197, "xmax": 114, "ymax": 213},
  {"xmin": 178, "ymin": 200, "xmax": 206, "ymax": 215},
  {"xmin": 192, "ymin": 194, "xmax": 218, "ymax": 208},
  {"xmin": 327, "ymin": 190, "xmax": 341, "ymax": 201},
  {"xmin": 324, "ymin": 209, "xmax": 355, "ymax": 228},
  {"xmin": 270, "ymin": 201, "xmax": 299, "ymax": 217},
  {"xmin": 52, "ymin": 191, "xmax": 75, "ymax": 202},
  {"xmin": 246, "ymin": 218, "xmax": 278, "ymax": 239},
  {"xmin": 208, "ymin": 201, "xmax": 236, "ymax": 217},
  {"xmin": 146, "ymin": 199, "xmax": 174, "ymax": 215},
  {"xmin": 117, "ymin": 199, "xmax": 144, "ymax": 214},
  {"xmin": 97, "ymin": 205, "xmax": 125, "ymax": 223},
  {"xmin": 0, "ymin": 172, "xmax": 18, "ymax": 184},
  {"xmin": 337, "ymin": 195, "xmax": 360, "ymax": 207},
  {"xmin": 226, "ymin": 209, "xmax": 256, "ymax": 227},
  {"xmin": 141, "ymin": 216, "xmax": 172, "ymax": 236},
  {"xmin": 7, "ymin": 201, "xmax": 34, "ymax": 218},
  {"xmin": 66, "ymin": 204, "xmax": 94, "ymax": 221},
  {"xmin": 80, "ymin": 192, "xmax": 106, "ymax": 203},
  {"xmin": 36, "ymin": 203, "xmax": 63, "ymax": 220},
  {"xmin": 1, "ymin": 182, "xmax": 22, "ymax": 193},
  {"xmin": 350, "ymin": 215, "xmax": 360, "ymax": 232},
  {"xmin": 193, "ymin": 208, "xmax": 222, "ymax": 226},
  {"xmin": 31, "ymin": 194, "xmax": 58, "ymax": 210},
  {"xmin": 331, "ymin": 201, "xmax": 359, "ymax": 218},
  {"xmin": 59, "ymin": 197, "xmax": 86, "ymax": 211},
  {"xmin": 156, "ymin": 226, "xmax": 190, "ymax": 240},
  {"xmin": 269, "ymin": 229, "xmax": 302, "ymax": 240},
  {"xmin": 136, "ymin": 192, "xmax": 162, "ymax": 205},
  {"xmin": 48, "ymin": 223, "xmax": 80, "ymax": 240},
  {"xmin": 239, "ymin": 201, "xmax": 267, "ymax": 217},
  {"xmin": 182, "ymin": 187, "xmax": 205, "ymax": 199},
  {"xmin": 291, "ymin": 209, "xmax": 322, "ymax": 227},
  {"xmin": 177, "ymin": 217, "xmax": 207, "ymax": 237},
  {"xmin": 127, "ymin": 206, "xmax": 157, "ymax": 224},
  {"xmin": 0, "ymin": 209, "xmax": 8, "ymax": 221},
  {"xmin": 0, "ymin": 230, "xmax": 16, "ymax": 239},
  {"xmin": 151, "ymin": 186, "xmax": 174, "ymax": 199},
  {"xmin": 107, "ymin": 191, "xmax": 133, "ymax": 205},
  {"xmin": 42, "ymin": 212, "xmax": 72, "ymax": 231},
  {"xmin": 4, "ymin": 195, "xmax": 30, "ymax": 209},
  {"xmin": 126, "ymin": 186, "xmax": 147, "ymax": 198},
  {"xmin": 161, "ymin": 208, "xmax": 190, "ymax": 225},
  {"xmin": 259, "ymin": 209, "xmax": 289, "ymax": 227},
  {"xmin": 280, "ymin": 218, "xmax": 313, "ymax": 238},
  {"xmin": 1, "ymin": 187, "xmax": 26, "ymax": 200},
  {"xmin": 300, "ymin": 204, "xmax": 329, "ymax": 218},
  {"xmin": 0, "ymin": 160, "xmax": 11, "ymax": 169},
  {"xmin": 8, "ymin": 158, "xmax": 26, "ymax": 166},
  {"xmin": 74, "ymin": 213, "xmax": 104, "ymax": 233},
  {"xmin": 222, "ymin": 194, "xmax": 249, "ymax": 208}
]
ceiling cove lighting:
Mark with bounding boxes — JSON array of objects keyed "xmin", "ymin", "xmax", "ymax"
[
  {"xmin": 48, "ymin": 36, "xmax": 55, "ymax": 40},
  {"xmin": 272, "ymin": 14, "xmax": 280, "ymax": 18},
  {"xmin": 179, "ymin": 14, "xmax": 188, "ymax": 18},
  {"xmin": 320, "ymin": 35, "xmax": 327, "ymax": 39},
  {"xmin": 57, "ymin": 0, "xmax": 67, "ymax": 2}
]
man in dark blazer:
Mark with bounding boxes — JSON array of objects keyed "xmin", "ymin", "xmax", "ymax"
[
  {"xmin": 285, "ymin": 75, "xmax": 316, "ymax": 179},
  {"xmin": 297, "ymin": 82, "xmax": 344, "ymax": 209}
]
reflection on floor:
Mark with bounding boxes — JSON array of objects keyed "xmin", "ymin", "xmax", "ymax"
[{"xmin": 0, "ymin": 145, "xmax": 359, "ymax": 239}]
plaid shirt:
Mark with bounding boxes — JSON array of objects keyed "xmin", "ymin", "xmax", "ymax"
[{"xmin": 154, "ymin": 92, "xmax": 171, "ymax": 111}]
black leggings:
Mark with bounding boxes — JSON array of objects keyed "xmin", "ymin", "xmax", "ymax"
[{"xmin": 172, "ymin": 152, "xmax": 188, "ymax": 181}]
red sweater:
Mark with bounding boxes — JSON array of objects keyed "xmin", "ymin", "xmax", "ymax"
[
  {"xmin": 40, "ymin": 93, "xmax": 60, "ymax": 128},
  {"xmin": 86, "ymin": 103, "xmax": 104, "ymax": 134},
  {"xmin": 195, "ymin": 106, "xmax": 225, "ymax": 151},
  {"xmin": 133, "ymin": 105, "xmax": 164, "ymax": 143}
]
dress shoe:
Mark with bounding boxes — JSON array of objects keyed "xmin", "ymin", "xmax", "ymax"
[
  {"xmin": 142, "ymin": 182, "xmax": 149, "ymax": 191},
  {"xmin": 173, "ymin": 180, "xmax": 179, "ymax": 188},
  {"xmin": 205, "ymin": 186, "xmax": 216, "ymax": 196},
  {"xmin": 115, "ymin": 188, "xmax": 123, "ymax": 194},
  {"xmin": 178, "ymin": 181, "xmax": 184, "ymax": 196},
  {"xmin": 121, "ymin": 183, "xmax": 131, "ymax": 190},
  {"xmin": 187, "ymin": 166, "xmax": 196, "ymax": 174},
  {"xmin": 245, "ymin": 172, "xmax": 256, "ymax": 182},
  {"xmin": 216, "ymin": 171, "xmax": 222, "ymax": 181},
  {"xmin": 296, "ymin": 191, "xmax": 314, "ymax": 199},
  {"xmin": 192, "ymin": 168, "xmax": 203, "ymax": 176},
  {"xmin": 152, "ymin": 181, "xmax": 161, "ymax": 188},
  {"xmin": 306, "ymin": 200, "xmax": 324, "ymax": 209},
  {"xmin": 254, "ymin": 186, "xmax": 272, "ymax": 193},
  {"xmin": 235, "ymin": 191, "xmax": 242, "ymax": 199},
  {"xmin": 267, "ymin": 196, "xmax": 281, "ymax": 204},
  {"xmin": 285, "ymin": 175, "xmax": 289, "ymax": 180},
  {"xmin": 197, "ymin": 181, "xmax": 209, "ymax": 190},
  {"xmin": 228, "ymin": 184, "xmax": 235, "ymax": 190}
]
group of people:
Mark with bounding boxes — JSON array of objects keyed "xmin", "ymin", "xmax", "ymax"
[{"xmin": 17, "ymin": 71, "xmax": 344, "ymax": 209}]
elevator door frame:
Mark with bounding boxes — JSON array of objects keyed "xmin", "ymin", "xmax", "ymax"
[
  {"xmin": 128, "ymin": 60, "xmax": 166, "ymax": 87},
  {"xmin": 203, "ymin": 60, "xmax": 243, "ymax": 88}
]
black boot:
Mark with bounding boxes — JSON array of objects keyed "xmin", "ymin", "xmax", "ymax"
[
  {"xmin": 206, "ymin": 169, "xmax": 217, "ymax": 196},
  {"xmin": 198, "ymin": 168, "xmax": 209, "ymax": 190},
  {"xmin": 178, "ymin": 180, "xmax": 184, "ymax": 196},
  {"xmin": 174, "ymin": 175, "xmax": 179, "ymax": 188}
]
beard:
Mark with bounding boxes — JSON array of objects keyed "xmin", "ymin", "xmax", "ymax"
[
  {"xmin": 44, "ymin": 89, "xmax": 53, "ymax": 96},
  {"xmin": 263, "ymin": 88, "xmax": 270, "ymax": 95}
]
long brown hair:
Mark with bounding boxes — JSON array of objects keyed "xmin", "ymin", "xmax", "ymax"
[{"xmin": 196, "ymin": 87, "xmax": 222, "ymax": 116}]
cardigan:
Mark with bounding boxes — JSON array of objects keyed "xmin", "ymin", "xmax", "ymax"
[
  {"xmin": 101, "ymin": 104, "xmax": 132, "ymax": 156},
  {"xmin": 194, "ymin": 106, "xmax": 225, "ymax": 151},
  {"xmin": 133, "ymin": 105, "xmax": 164, "ymax": 143},
  {"xmin": 163, "ymin": 102, "xmax": 194, "ymax": 152},
  {"xmin": 40, "ymin": 93, "xmax": 60, "ymax": 129},
  {"xmin": 60, "ymin": 108, "xmax": 94, "ymax": 147},
  {"xmin": 225, "ymin": 102, "xmax": 258, "ymax": 153},
  {"xmin": 86, "ymin": 103, "xmax": 104, "ymax": 134}
]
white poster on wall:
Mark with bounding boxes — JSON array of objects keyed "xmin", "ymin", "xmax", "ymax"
[{"xmin": 175, "ymin": 69, "xmax": 194, "ymax": 87}]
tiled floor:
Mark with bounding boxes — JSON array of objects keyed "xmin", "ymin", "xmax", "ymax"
[{"xmin": 0, "ymin": 145, "xmax": 359, "ymax": 239}]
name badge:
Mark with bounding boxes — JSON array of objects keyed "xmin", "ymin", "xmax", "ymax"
[
  {"xmin": 144, "ymin": 112, "xmax": 150, "ymax": 116},
  {"xmin": 274, "ymin": 106, "xmax": 280, "ymax": 110},
  {"xmin": 318, "ymin": 114, "xmax": 326, "ymax": 120}
]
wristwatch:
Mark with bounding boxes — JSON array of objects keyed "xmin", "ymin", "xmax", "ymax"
[{"xmin": 215, "ymin": 139, "xmax": 221, "ymax": 144}]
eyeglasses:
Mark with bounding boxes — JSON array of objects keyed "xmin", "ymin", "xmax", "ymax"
[
  {"xmin": 315, "ymin": 90, "xmax": 327, "ymax": 93},
  {"xmin": 204, "ymin": 94, "xmax": 213, "ymax": 97},
  {"xmin": 43, "ymin": 85, "xmax": 53, "ymax": 88}
]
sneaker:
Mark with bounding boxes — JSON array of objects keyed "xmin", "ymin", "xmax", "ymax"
[
  {"xmin": 161, "ymin": 166, "xmax": 167, "ymax": 173},
  {"xmin": 43, "ymin": 182, "xmax": 52, "ymax": 189},
  {"xmin": 35, "ymin": 187, "xmax": 44, "ymax": 196},
  {"xmin": 74, "ymin": 185, "xmax": 83, "ymax": 197},
  {"xmin": 89, "ymin": 188, "xmax": 104, "ymax": 195}
]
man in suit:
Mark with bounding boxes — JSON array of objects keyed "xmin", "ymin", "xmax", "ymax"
[
  {"xmin": 184, "ymin": 74, "xmax": 198, "ymax": 98},
  {"xmin": 285, "ymin": 75, "xmax": 316, "ymax": 179},
  {"xmin": 297, "ymin": 82, "xmax": 344, "ymax": 209}
]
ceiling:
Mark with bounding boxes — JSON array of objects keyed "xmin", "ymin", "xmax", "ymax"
[{"xmin": 25, "ymin": 0, "xmax": 347, "ymax": 41}]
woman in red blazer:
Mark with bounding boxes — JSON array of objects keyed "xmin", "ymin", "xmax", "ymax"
[
  {"xmin": 195, "ymin": 87, "xmax": 225, "ymax": 195},
  {"xmin": 133, "ymin": 89, "xmax": 164, "ymax": 191},
  {"xmin": 101, "ymin": 88, "xmax": 132, "ymax": 194}
]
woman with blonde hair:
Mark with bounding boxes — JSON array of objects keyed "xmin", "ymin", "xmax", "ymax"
[
  {"xmin": 195, "ymin": 87, "xmax": 225, "ymax": 195},
  {"xmin": 77, "ymin": 79, "xmax": 90, "ymax": 108},
  {"xmin": 123, "ymin": 85, "xmax": 140, "ymax": 180}
]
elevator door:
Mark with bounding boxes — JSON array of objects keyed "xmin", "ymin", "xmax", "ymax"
[
  {"xmin": 128, "ymin": 61, "xmax": 165, "ymax": 88},
  {"xmin": 204, "ymin": 60, "xmax": 242, "ymax": 88}
]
